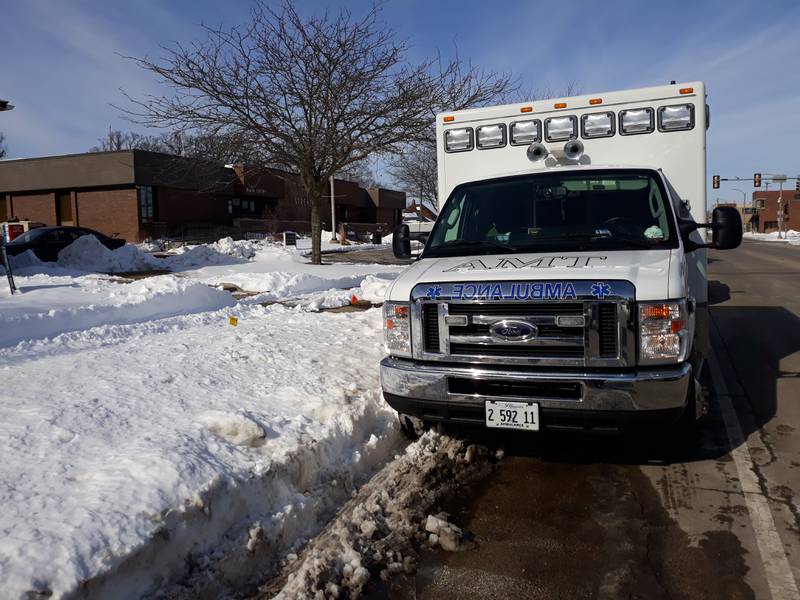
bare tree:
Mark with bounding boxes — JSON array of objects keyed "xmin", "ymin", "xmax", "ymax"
[
  {"xmin": 90, "ymin": 126, "xmax": 257, "ymax": 166},
  {"xmin": 339, "ymin": 157, "xmax": 385, "ymax": 189},
  {"xmin": 0, "ymin": 132, "xmax": 6, "ymax": 159},
  {"xmin": 90, "ymin": 127, "xmax": 161, "ymax": 152},
  {"xmin": 123, "ymin": 2, "xmax": 512, "ymax": 264},
  {"xmin": 389, "ymin": 141, "xmax": 438, "ymax": 207}
]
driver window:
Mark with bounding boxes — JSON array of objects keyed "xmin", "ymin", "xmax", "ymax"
[
  {"xmin": 648, "ymin": 181, "xmax": 670, "ymax": 237},
  {"xmin": 438, "ymin": 193, "xmax": 464, "ymax": 243}
]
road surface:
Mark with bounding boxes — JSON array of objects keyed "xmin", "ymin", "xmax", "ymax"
[{"xmin": 372, "ymin": 239, "xmax": 800, "ymax": 599}]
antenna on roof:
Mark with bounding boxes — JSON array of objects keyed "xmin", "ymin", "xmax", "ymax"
[{"xmin": 670, "ymin": 80, "xmax": 676, "ymax": 85}]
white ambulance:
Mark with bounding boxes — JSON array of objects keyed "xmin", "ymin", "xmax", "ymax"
[{"xmin": 383, "ymin": 81, "xmax": 741, "ymax": 435}]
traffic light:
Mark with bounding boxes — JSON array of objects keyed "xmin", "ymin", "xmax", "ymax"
[
  {"xmin": 796, "ymin": 178, "xmax": 800, "ymax": 192},
  {"xmin": 754, "ymin": 173, "xmax": 762, "ymax": 187},
  {"xmin": 712, "ymin": 175, "xmax": 720, "ymax": 189}
]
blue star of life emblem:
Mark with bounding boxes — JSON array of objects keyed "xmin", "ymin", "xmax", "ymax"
[
  {"xmin": 426, "ymin": 285, "xmax": 443, "ymax": 299},
  {"xmin": 590, "ymin": 282, "xmax": 611, "ymax": 299}
]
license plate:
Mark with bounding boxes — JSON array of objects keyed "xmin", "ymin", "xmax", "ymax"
[{"xmin": 485, "ymin": 400, "xmax": 540, "ymax": 431}]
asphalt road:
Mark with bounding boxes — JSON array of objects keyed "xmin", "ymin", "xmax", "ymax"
[{"xmin": 373, "ymin": 239, "xmax": 800, "ymax": 600}]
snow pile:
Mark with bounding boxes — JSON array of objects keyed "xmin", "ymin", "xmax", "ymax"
[
  {"xmin": 0, "ymin": 274, "xmax": 235, "ymax": 348},
  {"xmin": 744, "ymin": 229, "xmax": 800, "ymax": 245},
  {"xmin": 182, "ymin": 243, "xmax": 402, "ymax": 302},
  {"xmin": 0, "ymin": 306, "xmax": 400, "ymax": 599},
  {"xmin": 57, "ymin": 234, "xmax": 162, "ymax": 272},
  {"xmin": 6, "ymin": 249, "xmax": 45, "ymax": 270},
  {"xmin": 358, "ymin": 274, "xmax": 391, "ymax": 303},
  {"xmin": 165, "ymin": 237, "xmax": 266, "ymax": 268},
  {"xmin": 7, "ymin": 236, "xmax": 270, "ymax": 276},
  {"xmin": 137, "ymin": 239, "xmax": 168, "ymax": 252},
  {"xmin": 297, "ymin": 275, "xmax": 392, "ymax": 311},
  {"xmin": 246, "ymin": 432, "xmax": 496, "ymax": 600},
  {"xmin": 196, "ymin": 411, "xmax": 267, "ymax": 446}
]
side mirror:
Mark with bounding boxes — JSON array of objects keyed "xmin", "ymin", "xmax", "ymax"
[
  {"xmin": 710, "ymin": 206, "xmax": 743, "ymax": 250},
  {"xmin": 680, "ymin": 205, "xmax": 743, "ymax": 252},
  {"xmin": 392, "ymin": 224, "xmax": 411, "ymax": 259}
]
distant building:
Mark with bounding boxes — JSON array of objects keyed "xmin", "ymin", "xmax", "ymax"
[
  {"xmin": 0, "ymin": 150, "xmax": 405, "ymax": 242},
  {"xmin": 749, "ymin": 190, "xmax": 800, "ymax": 233},
  {"xmin": 403, "ymin": 199, "xmax": 438, "ymax": 223}
]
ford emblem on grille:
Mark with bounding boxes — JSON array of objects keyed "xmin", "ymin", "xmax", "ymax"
[{"xmin": 489, "ymin": 320, "xmax": 538, "ymax": 341}]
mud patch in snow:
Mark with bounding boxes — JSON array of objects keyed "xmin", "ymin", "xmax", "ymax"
[{"xmin": 240, "ymin": 432, "xmax": 497, "ymax": 599}]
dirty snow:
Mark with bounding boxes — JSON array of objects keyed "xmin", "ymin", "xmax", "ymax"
[
  {"xmin": 0, "ymin": 236, "xmax": 405, "ymax": 599},
  {"xmin": 245, "ymin": 433, "xmax": 495, "ymax": 600}
]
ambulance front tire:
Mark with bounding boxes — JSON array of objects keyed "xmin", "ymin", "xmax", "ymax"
[
  {"xmin": 398, "ymin": 412, "xmax": 427, "ymax": 439},
  {"xmin": 673, "ymin": 377, "xmax": 701, "ymax": 437}
]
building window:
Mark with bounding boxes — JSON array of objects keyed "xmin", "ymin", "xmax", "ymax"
[
  {"xmin": 57, "ymin": 191, "xmax": 73, "ymax": 225},
  {"xmin": 138, "ymin": 186, "xmax": 155, "ymax": 223}
]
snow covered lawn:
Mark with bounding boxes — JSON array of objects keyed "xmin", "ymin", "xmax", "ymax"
[{"xmin": 0, "ymin": 238, "xmax": 405, "ymax": 599}]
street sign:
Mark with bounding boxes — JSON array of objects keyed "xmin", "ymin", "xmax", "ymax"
[{"xmin": 772, "ymin": 174, "xmax": 788, "ymax": 182}]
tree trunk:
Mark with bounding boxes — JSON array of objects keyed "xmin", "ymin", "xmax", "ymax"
[{"xmin": 310, "ymin": 196, "xmax": 322, "ymax": 265}]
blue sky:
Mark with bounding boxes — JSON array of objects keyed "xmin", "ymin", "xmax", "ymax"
[{"xmin": 1, "ymin": 0, "xmax": 798, "ymax": 204}]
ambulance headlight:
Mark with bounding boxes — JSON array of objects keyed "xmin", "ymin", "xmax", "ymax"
[
  {"xmin": 444, "ymin": 127, "xmax": 474, "ymax": 152},
  {"xmin": 638, "ymin": 300, "xmax": 689, "ymax": 364},
  {"xmin": 658, "ymin": 104, "xmax": 695, "ymax": 132},
  {"xmin": 476, "ymin": 123, "xmax": 506, "ymax": 149},
  {"xmin": 620, "ymin": 108, "xmax": 654, "ymax": 135},
  {"xmin": 545, "ymin": 116, "xmax": 577, "ymax": 141},
  {"xmin": 581, "ymin": 112, "xmax": 615, "ymax": 138},
  {"xmin": 510, "ymin": 119, "xmax": 541, "ymax": 145},
  {"xmin": 384, "ymin": 302, "xmax": 412, "ymax": 356}
]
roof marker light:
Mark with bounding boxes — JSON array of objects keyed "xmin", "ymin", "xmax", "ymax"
[
  {"xmin": 679, "ymin": 87, "xmax": 694, "ymax": 95},
  {"xmin": 589, "ymin": 98, "xmax": 603, "ymax": 105},
  {"xmin": 443, "ymin": 115, "xmax": 455, "ymax": 122},
  {"xmin": 520, "ymin": 106, "xmax": 533, "ymax": 113},
  {"xmin": 554, "ymin": 102, "xmax": 567, "ymax": 109}
]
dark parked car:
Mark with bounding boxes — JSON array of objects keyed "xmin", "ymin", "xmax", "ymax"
[{"xmin": 4, "ymin": 227, "xmax": 126, "ymax": 262}]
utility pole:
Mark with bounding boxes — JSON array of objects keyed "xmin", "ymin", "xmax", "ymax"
[
  {"xmin": 324, "ymin": 175, "xmax": 347, "ymax": 243},
  {"xmin": 732, "ymin": 188, "xmax": 748, "ymax": 231},
  {"xmin": 329, "ymin": 175, "xmax": 337, "ymax": 242},
  {"xmin": 1, "ymin": 98, "xmax": 16, "ymax": 295},
  {"xmin": 767, "ymin": 174, "xmax": 788, "ymax": 239}
]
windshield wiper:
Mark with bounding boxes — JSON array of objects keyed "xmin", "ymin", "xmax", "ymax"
[{"xmin": 556, "ymin": 232, "xmax": 655, "ymax": 249}]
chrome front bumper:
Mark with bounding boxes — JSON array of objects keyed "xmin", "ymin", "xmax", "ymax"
[{"xmin": 380, "ymin": 356, "xmax": 692, "ymax": 427}]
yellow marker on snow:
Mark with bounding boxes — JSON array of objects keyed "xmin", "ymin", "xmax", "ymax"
[{"xmin": 229, "ymin": 316, "xmax": 238, "ymax": 327}]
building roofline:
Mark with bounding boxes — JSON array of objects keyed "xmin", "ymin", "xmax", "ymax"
[
  {"xmin": 0, "ymin": 148, "xmax": 233, "ymax": 168},
  {"xmin": 0, "ymin": 149, "xmax": 136, "ymax": 164}
]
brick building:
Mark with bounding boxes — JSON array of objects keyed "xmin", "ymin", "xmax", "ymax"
[
  {"xmin": 0, "ymin": 150, "xmax": 405, "ymax": 242},
  {"xmin": 750, "ymin": 189, "xmax": 800, "ymax": 233}
]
